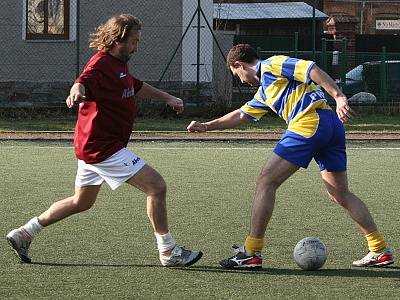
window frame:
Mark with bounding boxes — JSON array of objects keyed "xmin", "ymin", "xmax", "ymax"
[{"xmin": 25, "ymin": 0, "xmax": 70, "ymax": 40}]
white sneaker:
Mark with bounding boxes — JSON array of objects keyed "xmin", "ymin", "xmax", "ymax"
[
  {"xmin": 6, "ymin": 228, "xmax": 32, "ymax": 263},
  {"xmin": 159, "ymin": 245, "xmax": 203, "ymax": 267},
  {"xmin": 352, "ymin": 248, "xmax": 394, "ymax": 267}
]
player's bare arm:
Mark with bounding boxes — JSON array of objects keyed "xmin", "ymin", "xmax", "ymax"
[
  {"xmin": 187, "ymin": 109, "xmax": 248, "ymax": 132},
  {"xmin": 309, "ymin": 65, "xmax": 354, "ymax": 123},
  {"xmin": 136, "ymin": 82, "xmax": 184, "ymax": 114},
  {"xmin": 66, "ymin": 83, "xmax": 86, "ymax": 108}
]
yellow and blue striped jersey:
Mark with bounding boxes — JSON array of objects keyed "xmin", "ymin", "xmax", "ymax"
[{"xmin": 240, "ymin": 56, "xmax": 332, "ymax": 138}]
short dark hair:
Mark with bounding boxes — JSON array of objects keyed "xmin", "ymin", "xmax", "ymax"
[{"xmin": 226, "ymin": 44, "xmax": 260, "ymax": 68}]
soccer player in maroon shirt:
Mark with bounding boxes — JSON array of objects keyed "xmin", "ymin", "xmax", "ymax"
[{"xmin": 6, "ymin": 14, "xmax": 202, "ymax": 267}]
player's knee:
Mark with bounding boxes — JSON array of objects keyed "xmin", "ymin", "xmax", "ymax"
[
  {"xmin": 326, "ymin": 190, "xmax": 349, "ymax": 207},
  {"xmin": 326, "ymin": 191, "xmax": 338, "ymax": 203},
  {"xmin": 148, "ymin": 178, "xmax": 167, "ymax": 197},
  {"xmin": 71, "ymin": 196, "xmax": 95, "ymax": 213},
  {"xmin": 256, "ymin": 171, "xmax": 279, "ymax": 190}
]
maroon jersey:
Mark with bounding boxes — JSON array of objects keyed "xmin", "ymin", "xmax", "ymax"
[{"xmin": 74, "ymin": 51, "xmax": 143, "ymax": 164}]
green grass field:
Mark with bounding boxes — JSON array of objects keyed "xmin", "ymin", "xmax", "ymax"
[{"xmin": 1, "ymin": 141, "xmax": 399, "ymax": 299}]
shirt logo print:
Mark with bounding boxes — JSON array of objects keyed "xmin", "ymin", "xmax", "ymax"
[
  {"xmin": 123, "ymin": 157, "xmax": 141, "ymax": 167},
  {"xmin": 122, "ymin": 86, "xmax": 135, "ymax": 98}
]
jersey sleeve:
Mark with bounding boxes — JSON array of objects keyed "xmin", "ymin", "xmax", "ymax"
[
  {"xmin": 131, "ymin": 75, "xmax": 143, "ymax": 94},
  {"xmin": 75, "ymin": 64, "xmax": 104, "ymax": 98},
  {"xmin": 239, "ymin": 87, "xmax": 272, "ymax": 121},
  {"xmin": 263, "ymin": 56, "xmax": 315, "ymax": 84}
]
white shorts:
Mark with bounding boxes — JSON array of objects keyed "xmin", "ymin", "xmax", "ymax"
[{"xmin": 75, "ymin": 148, "xmax": 146, "ymax": 190}]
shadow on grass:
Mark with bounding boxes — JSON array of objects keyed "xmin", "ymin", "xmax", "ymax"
[
  {"xmin": 174, "ymin": 265, "xmax": 400, "ymax": 278},
  {"xmin": 31, "ymin": 262, "xmax": 160, "ymax": 268},
  {"xmin": 30, "ymin": 262, "xmax": 400, "ymax": 278}
]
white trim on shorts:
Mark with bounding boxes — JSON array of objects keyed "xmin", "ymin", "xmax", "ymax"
[{"xmin": 75, "ymin": 148, "xmax": 146, "ymax": 190}]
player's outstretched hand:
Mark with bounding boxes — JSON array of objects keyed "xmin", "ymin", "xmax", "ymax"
[
  {"xmin": 66, "ymin": 93, "xmax": 86, "ymax": 108},
  {"xmin": 335, "ymin": 95, "xmax": 354, "ymax": 123},
  {"xmin": 187, "ymin": 121, "xmax": 207, "ymax": 133},
  {"xmin": 166, "ymin": 97, "xmax": 184, "ymax": 114}
]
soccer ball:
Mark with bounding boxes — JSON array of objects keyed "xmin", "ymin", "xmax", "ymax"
[{"xmin": 293, "ymin": 237, "xmax": 327, "ymax": 270}]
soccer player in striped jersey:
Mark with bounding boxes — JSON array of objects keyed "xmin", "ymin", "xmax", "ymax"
[
  {"xmin": 6, "ymin": 14, "xmax": 202, "ymax": 267},
  {"xmin": 187, "ymin": 44, "xmax": 393, "ymax": 269}
]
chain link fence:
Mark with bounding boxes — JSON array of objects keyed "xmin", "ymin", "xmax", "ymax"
[
  {"xmin": 229, "ymin": 0, "xmax": 400, "ymax": 109},
  {"xmin": 1, "ymin": 0, "xmax": 399, "ymax": 118},
  {"xmin": 0, "ymin": 0, "xmax": 233, "ymax": 118}
]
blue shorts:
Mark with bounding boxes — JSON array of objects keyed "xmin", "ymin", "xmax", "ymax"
[{"xmin": 274, "ymin": 109, "xmax": 347, "ymax": 172}]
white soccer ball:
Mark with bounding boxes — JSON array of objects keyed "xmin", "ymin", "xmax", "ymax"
[{"xmin": 293, "ymin": 237, "xmax": 327, "ymax": 270}]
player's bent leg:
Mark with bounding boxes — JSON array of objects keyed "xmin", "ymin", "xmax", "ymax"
[
  {"xmin": 321, "ymin": 170, "xmax": 394, "ymax": 267},
  {"xmin": 220, "ymin": 154, "xmax": 299, "ymax": 270},
  {"xmin": 126, "ymin": 165, "xmax": 169, "ymax": 234},
  {"xmin": 249, "ymin": 153, "xmax": 299, "ymax": 238},
  {"xmin": 38, "ymin": 185, "xmax": 101, "ymax": 227},
  {"xmin": 6, "ymin": 185, "xmax": 101, "ymax": 263},
  {"xmin": 321, "ymin": 170, "xmax": 377, "ymax": 234},
  {"xmin": 126, "ymin": 165, "xmax": 202, "ymax": 267}
]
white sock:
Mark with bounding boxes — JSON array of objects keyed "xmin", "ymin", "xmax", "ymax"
[
  {"xmin": 22, "ymin": 217, "xmax": 43, "ymax": 237},
  {"xmin": 155, "ymin": 232, "xmax": 176, "ymax": 253}
]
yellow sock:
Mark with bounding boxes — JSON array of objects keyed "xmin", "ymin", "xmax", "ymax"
[
  {"xmin": 366, "ymin": 231, "xmax": 387, "ymax": 253},
  {"xmin": 244, "ymin": 236, "xmax": 264, "ymax": 255}
]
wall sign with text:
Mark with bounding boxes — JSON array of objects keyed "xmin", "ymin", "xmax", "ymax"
[{"xmin": 376, "ymin": 20, "xmax": 400, "ymax": 30}]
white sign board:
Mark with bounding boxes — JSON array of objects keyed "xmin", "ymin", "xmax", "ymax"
[{"xmin": 376, "ymin": 20, "xmax": 400, "ymax": 30}]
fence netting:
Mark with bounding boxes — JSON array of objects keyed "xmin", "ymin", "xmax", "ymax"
[{"xmin": 0, "ymin": 0, "xmax": 399, "ymax": 118}]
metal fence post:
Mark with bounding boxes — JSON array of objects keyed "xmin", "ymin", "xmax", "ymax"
[
  {"xmin": 312, "ymin": 0, "xmax": 316, "ymax": 60},
  {"xmin": 157, "ymin": 8, "xmax": 198, "ymax": 86},
  {"xmin": 321, "ymin": 38, "xmax": 327, "ymax": 71},
  {"xmin": 75, "ymin": 0, "xmax": 80, "ymax": 79},
  {"xmin": 381, "ymin": 46, "xmax": 387, "ymax": 102},
  {"xmin": 196, "ymin": 0, "xmax": 201, "ymax": 103},
  {"xmin": 340, "ymin": 38, "xmax": 347, "ymax": 84}
]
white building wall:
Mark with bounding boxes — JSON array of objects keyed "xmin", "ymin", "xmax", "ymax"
[{"xmin": 182, "ymin": 0, "xmax": 213, "ymax": 82}]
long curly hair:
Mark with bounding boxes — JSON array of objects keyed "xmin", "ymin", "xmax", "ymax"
[{"xmin": 89, "ymin": 14, "xmax": 142, "ymax": 51}]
